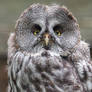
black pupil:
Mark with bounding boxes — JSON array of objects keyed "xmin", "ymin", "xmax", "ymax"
[
  {"xmin": 34, "ymin": 24, "xmax": 41, "ymax": 31},
  {"xmin": 32, "ymin": 24, "xmax": 41, "ymax": 34},
  {"xmin": 36, "ymin": 31, "xmax": 39, "ymax": 34},
  {"xmin": 53, "ymin": 25, "xmax": 63, "ymax": 34},
  {"xmin": 56, "ymin": 31, "xmax": 59, "ymax": 34}
]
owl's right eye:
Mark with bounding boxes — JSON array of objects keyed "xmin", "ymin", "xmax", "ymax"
[
  {"xmin": 53, "ymin": 25, "xmax": 63, "ymax": 36},
  {"xmin": 31, "ymin": 24, "xmax": 41, "ymax": 36}
]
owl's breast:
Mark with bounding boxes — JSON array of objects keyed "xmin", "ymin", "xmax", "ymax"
[{"xmin": 19, "ymin": 51, "xmax": 84, "ymax": 92}]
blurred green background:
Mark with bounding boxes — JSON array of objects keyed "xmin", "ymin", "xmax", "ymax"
[{"xmin": 0, "ymin": 0, "xmax": 92, "ymax": 92}]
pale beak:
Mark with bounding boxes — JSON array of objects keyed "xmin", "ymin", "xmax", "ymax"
[{"xmin": 44, "ymin": 33, "xmax": 50, "ymax": 46}]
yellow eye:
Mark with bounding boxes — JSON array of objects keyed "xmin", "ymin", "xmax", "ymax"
[
  {"xmin": 53, "ymin": 25, "xmax": 63, "ymax": 36},
  {"xmin": 32, "ymin": 24, "xmax": 41, "ymax": 36},
  {"xmin": 55, "ymin": 30, "xmax": 61, "ymax": 36},
  {"xmin": 33, "ymin": 30, "xmax": 40, "ymax": 35}
]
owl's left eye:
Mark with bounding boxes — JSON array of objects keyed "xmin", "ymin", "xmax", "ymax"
[
  {"xmin": 31, "ymin": 24, "xmax": 41, "ymax": 36},
  {"xmin": 53, "ymin": 25, "xmax": 63, "ymax": 36},
  {"xmin": 54, "ymin": 30, "xmax": 61, "ymax": 36}
]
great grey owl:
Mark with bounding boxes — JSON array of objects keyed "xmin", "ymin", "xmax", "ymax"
[{"xmin": 7, "ymin": 4, "xmax": 92, "ymax": 92}]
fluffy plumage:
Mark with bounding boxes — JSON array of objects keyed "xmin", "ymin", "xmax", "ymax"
[{"xmin": 8, "ymin": 4, "xmax": 92, "ymax": 92}]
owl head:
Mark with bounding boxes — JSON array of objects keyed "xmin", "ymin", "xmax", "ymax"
[{"xmin": 15, "ymin": 4, "xmax": 80, "ymax": 54}]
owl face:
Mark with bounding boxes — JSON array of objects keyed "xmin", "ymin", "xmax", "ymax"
[{"xmin": 15, "ymin": 4, "xmax": 80, "ymax": 54}]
